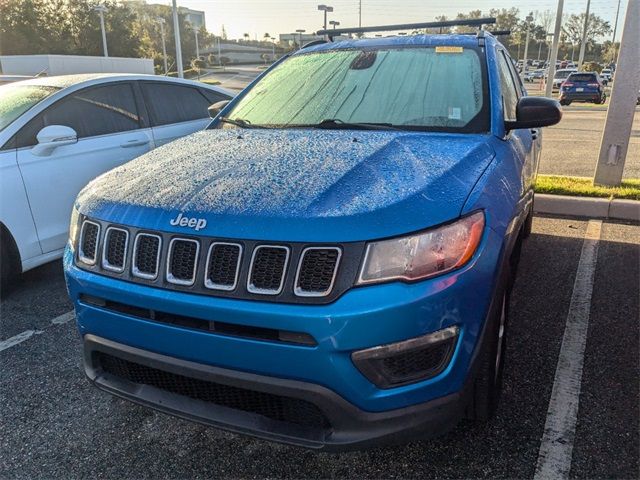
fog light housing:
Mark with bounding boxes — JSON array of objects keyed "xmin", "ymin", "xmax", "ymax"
[{"xmin": 352, "ymin": 326, "xmax": 459, "ymax": 389}]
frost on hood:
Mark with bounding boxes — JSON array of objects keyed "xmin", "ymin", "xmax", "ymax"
[{"xmin": 78, "ymin": 129, "xmax": 494, "ymax": 220}]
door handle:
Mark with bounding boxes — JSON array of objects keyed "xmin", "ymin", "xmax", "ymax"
[{"xmin": 120, "ymin": 139, "xmax": 150, "ymax": 148}]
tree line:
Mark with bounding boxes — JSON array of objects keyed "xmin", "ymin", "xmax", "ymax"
[{"xmin": 0, "ymin": 0, "xmax": 619, "ymax": 72}]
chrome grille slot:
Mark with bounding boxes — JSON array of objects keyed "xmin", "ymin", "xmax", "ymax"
[
  {"xmin": 167, "ymin": 238, "xmax": 199, "ymax": 286},
  {"xmin": 205, "ymin": 242, "xmax": 242, "ymax": 291},
  {"xmin": 247, "ymin": 246, "xmax": 289, "ymax": 295},
  {"xmin": 79, "ymin": 220, "xmax": 100, "ymax": 265},
  {"xmin": 132, "ymin": 233, "xmax": 161, "ymax": 280},
  {"xmin": 294, "ymin": 247, "xmax": 341, "ymax": 297},
  {"xmin": 101, "ymin": 227, "xmax": 128, "ymax": 272}
]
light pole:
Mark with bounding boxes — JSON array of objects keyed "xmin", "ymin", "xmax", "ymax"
[
  {"xmin": 270, "ymin": 37, "xmax": 276, "ymax": 61},
  {"xmin": 156, "ymin": 17, "xmax": 168, "ymax": 75},
  {"xmin": 611, "ymin": 0, "xmax": 621, "ymax": 64},
  {"xmin": 522, "ymin": 13, "xmax": 534, "ymax": 79},
  {"xmin": 329, "ymin": 20, "xmax": 340, "ymax": 30},
  {"xmin": 296, "ymin": 29, "xmax": 305, "ymax": 49},
  {"xmin": 317, "ymin": 5, "xmax": 333, "ymax": 31},
  {"xmin": 545, "ymin": 0, "xmax": 565, "ymax": 98},
  {"xmin": 93, "ymin": 5, "xmax": 108, "ymax": 57},
  {"xmin": 577, "ymin": 0, "xmax": 591, "ymax": 69},
  {"xmin": 171, "ymin": 0, "xmax": 184, "ymax": 78},
  {"xmin": 192, "ymin": 26, "xmax": 200, "ymax": 59}
]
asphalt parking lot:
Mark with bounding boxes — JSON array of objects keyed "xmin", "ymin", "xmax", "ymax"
[{"xmin": 1, "ymin": 215, "xmax": 638, "ymax": 479}]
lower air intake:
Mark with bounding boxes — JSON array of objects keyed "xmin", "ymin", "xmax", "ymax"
[{"xmin": 97, "ymin": 353, "xmax": 329, "ymax": 429}]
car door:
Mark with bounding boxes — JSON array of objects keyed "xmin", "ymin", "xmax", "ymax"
[
  {"xmin": 496, "ymin": 49, "xmax": 535, "ymax": 208},
  {"xmin": 15, "ymin": 82, "xmax": 154, "ymax": 253},
  {"xmin": 140, "ymin": 82, "xmax": 231, "ymax": 147}
]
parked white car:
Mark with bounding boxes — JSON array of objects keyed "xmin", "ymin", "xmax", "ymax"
[
  {"xmin": 600, "ymin": 68, "xmax": 612, "ymax": 85},
  {"xmin": 0, "ymin": 73, "xmax": 234, "ymax": 291},
  {"xmin": 552, "ymin": 68, "xmax": 578, "ymax": 90}
]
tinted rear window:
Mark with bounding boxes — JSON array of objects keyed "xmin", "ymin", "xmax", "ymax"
[{"xmin": 569, "ymin": 74, "xmax": 597, "ymax": 82}]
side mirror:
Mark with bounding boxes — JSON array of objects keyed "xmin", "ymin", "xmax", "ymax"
[
  {"xmin": 32, "ymin": 125, "xmax": 78, "ymax": 156},
  {"xmin": 505, "ymin": 97, "xmax": 562, "ymax": 131},
  {"xmin": 208, "ymin": 100, "xmax": 230, "ymax": 119}
]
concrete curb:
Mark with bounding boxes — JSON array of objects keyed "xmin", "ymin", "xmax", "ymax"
[{"xmin": 534, "ymin": 194, "xmax": 640, "ymax": 221}]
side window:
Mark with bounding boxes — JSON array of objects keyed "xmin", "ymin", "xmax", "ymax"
[
  {"xmin": 496, "ymin": 50, "xmax": 519, "ymax": 122},
  {"xmin": 16, "ymin": 83, "xmax": 140, "ymax": 148},
  {"xmin": 141, "ymin": 83, "xmax": 216, "ymax": 126},
  {"xmin": 200, "ymin": 88, "xmax": 231, "ymax": 105}
]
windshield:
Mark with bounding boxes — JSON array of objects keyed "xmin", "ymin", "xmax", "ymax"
[
  {"xmin": 0, "ymin": 84, "xmax": 60, "ymax": 132},
  {"xmin": 220, "ymin": 46, "xmax": 488, "ymax": 132},
  {"xmin": 555, "ymin": 70, "xmax": 573, "ymax": 79}
]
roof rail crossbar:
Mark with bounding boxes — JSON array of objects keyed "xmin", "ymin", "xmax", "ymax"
[{"xmin": 317, "ymin": 17, "xmax": 496, "ymax": 40}]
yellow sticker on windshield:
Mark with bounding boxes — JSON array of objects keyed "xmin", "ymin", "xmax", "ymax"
[{"xmin": 436, "ymin": 46, "xmax": 463, "ymax": 53}]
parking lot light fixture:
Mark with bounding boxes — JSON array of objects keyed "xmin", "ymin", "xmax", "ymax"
[
  {"xmin": 93, "ymin": 5, "xmax": 108, "ymax": 57},
  {"xmin": 317, "ymin": 5, "xmax": 334, "ymax": 31},
  {"xmin": 329, "ymin": 20, "xmax": 340, "ymax": 30}
]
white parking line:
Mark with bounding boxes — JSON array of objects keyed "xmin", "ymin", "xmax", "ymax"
[
  {"xmin": 534, "ymin": 220, "xmax": 603, "ymax": 480},
  {"xmin": 0, "ymin": 310, "xmax": 75, "ymax": 353}
]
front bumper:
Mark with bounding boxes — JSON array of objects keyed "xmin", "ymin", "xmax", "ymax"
[
  {"xmin": 65, "ymin": 226, "xmax": 503, "ymax": 448},
  {"xmin": 85, "ymin": 335, "xmax": 465, "ymax": 450}
]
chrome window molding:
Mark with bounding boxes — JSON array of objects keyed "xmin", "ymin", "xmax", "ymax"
[
  {"xmin": 204, "ymin": 242, "xmax": 243, "ymax": 291},
  {"xmin": 166, "ymin": 237, "xmax": 200, "ymax": 286},
  {"xmin": 131, "ymin": 233, "xmax": 162, "ymax": 280},
  {"xmin": 78, "ymin": 220, "xmax": 101, "ymax": 265},
  {"xmin": 294, "ymin": 247, "xmax": 342, "ymax": 297},
  {"xmin": 101, "ymin": 226, "xmax": 129, "ymax": 273},
  {"xmin": 247, "ymin": 245, "xmax": 290, "ymax": 295}
]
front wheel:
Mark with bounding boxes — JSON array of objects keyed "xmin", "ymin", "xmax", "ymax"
[{"xmin": 468, "ymin": 285, "xmax": 510, "ymax": 422}]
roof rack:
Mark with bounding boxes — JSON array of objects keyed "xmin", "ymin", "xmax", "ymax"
[
  {"xmin": 316, "ymin": 17, "xmax": 496, "ymax": 41},
  {"xmin": 463, "ymin": 30, "xmax": 511, "ymax": 36}
]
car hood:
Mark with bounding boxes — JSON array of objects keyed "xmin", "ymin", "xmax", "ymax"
[{"xmin": 78, "ymin": 129, "xmax": 495, "ymax": 242}]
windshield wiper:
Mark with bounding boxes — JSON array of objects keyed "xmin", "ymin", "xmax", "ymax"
[
  {"xmin": 218, "ymin": 117, "xmax": 264, "ymax": 129},
  {"xmin": 311, "ymin": 119, "xmax": 400, "ymax": 131}
]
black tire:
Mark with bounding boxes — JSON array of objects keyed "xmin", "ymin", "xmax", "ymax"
[
  {"xmin": 522, "ymin": 203, "xmax": 534, "ymax": 239},
  {"xmin": 0, "ymin": 228, "xmax": 18, "ymax": 299},
  {"xmin": 468, "ymin": 283, "xmax": 510, "ymax": 422}
]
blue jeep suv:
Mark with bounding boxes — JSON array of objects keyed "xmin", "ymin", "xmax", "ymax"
[{"xmin": 64, "ymin": 25, "xmax": 561, "ymax": 450}]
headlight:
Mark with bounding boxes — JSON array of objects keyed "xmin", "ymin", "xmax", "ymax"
[
  {"xmin": 357, "ymin": 211, "xmax": 485, "ymax": 285},
  {"xmin": 68, "ymin": 206, "xmax": 80, "ymax": 251}
]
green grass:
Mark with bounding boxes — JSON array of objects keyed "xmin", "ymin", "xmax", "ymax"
[
  {"xmin": 198, "ymin": 78, "xmax": 221, "ymax": 86},
  {"xmin": 535, "ymin": 175, "xmax": 640, "ymax": 201}
]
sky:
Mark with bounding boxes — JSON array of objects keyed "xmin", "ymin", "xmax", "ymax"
[{"xmin": 152, "ymin": 0, "xmax": 626, "ymax": 42}]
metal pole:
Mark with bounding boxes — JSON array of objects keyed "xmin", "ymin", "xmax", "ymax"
[
  {"xmin": 217, "ymin": 37, "xmax": 222, "ymax": 68},
  {"xmin": 522, "ymin": 14, "xmax": 533, "ymax": 79},
  {"xmin": 359, "ymin": 0, "xmax": 362, "ymax": 29},
  {"xmin": 324, "ymin": 10, "xmax": 328, "ymax": 31},
  {"xmin": 172, "ymin": 0, "xmax": 184, "ymax": 78},
  {"xmin": 545, "ymin": 0, "xmax": 565, "ymax": 98},
  {"xmin": 611, "ymin": 0, "xmax": 622, "ymax": 63},
  {"xmin": 94, "ymin": 6, "xmax": 109, "ymax": 57},
  {"xmin": 158, "ymin": 19, "xmax": 168, "ymax": 75},
  {"xmin": 538, "ymin": 39, "xmax": 543, "ymax": 61},
  {"xmin": 577, "ymin": 0, "xmax": 591, "ymax": 69},
  {"xmin": 594, "ymin": 0, "xmax": 640, "ymax": 186}
]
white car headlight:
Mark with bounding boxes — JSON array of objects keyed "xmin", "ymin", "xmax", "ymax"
[{"xmin": 357, "ymin": 211, "xmax": 485, "ymax": 285}]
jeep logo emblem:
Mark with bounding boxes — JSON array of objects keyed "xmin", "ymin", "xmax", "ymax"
[{"xmin": 169, "ymin": 213, "xmax": 207, "ymax": 231}]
